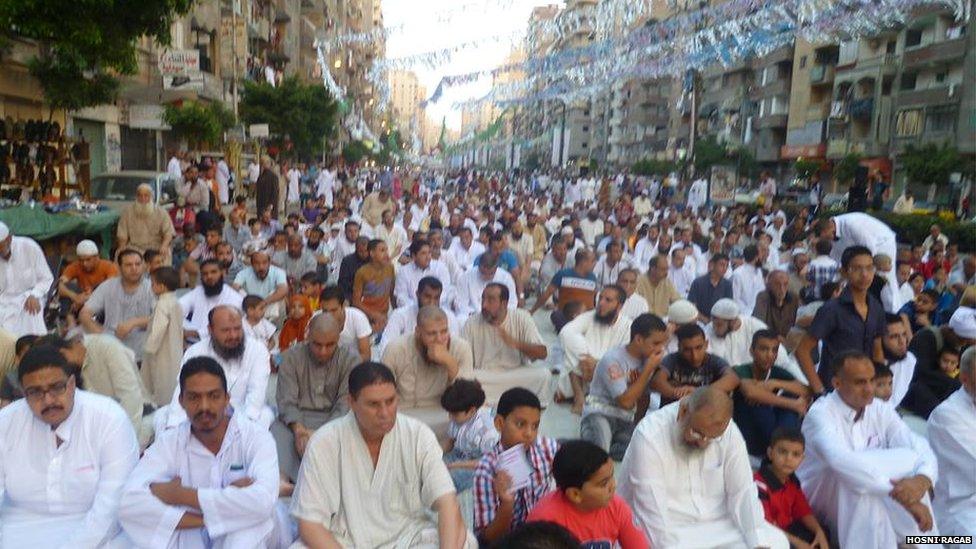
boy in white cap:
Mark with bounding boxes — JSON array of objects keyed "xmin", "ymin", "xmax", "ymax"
[
  {"xmin": 0, "ymin": 221, "xmax": 54, "ymax": 336},
  {"xmin": 59, "ymin": 239, "xmax": 119, "ymax": 317}
]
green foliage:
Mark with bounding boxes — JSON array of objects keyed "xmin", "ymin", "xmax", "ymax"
[
  {"xmin": 900, "ymin": 142, "xmax": 964, "ymax": 187},
  {"xmin": 342, "ymin": 141, "xmax": 371, "ymax": 166},
  {"xmin": 834, "ymin": 153, "xmax": 863, "ymax": 184},
  {"xmin": 239, "ymin": 77, "xmax": 338, "ymax": 161},
  {"xmin": 632, "ymin": 158, "xmax": 675, "ymax": 176},
  {"xmin": 2, "ymin": 0, "xmax": 194, "ymax": 113},
  {"xmin": 733, "ymin": 147, "xmax": 758, "ymax": 179},
  {"xmin": 794, "ymin": 158, "xmax": 823, "ymax": 181},
  {"xmin": 163, "ymin": 101, "xmax": 236, "ymax": 150},
  {"xmin": 693, "ymin": 136, "xmax": 732, "ymax": 173}
]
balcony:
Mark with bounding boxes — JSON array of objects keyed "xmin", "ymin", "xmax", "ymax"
[
  {"xmin": 751, "ymin": 78, "xmax": 791, "ymax": 99},
  {"xmin": 849, "ymin": 98, "xmax": 874, "ymax": 121},
  {"xmin": 809, "ymin": 64, "xmax": 835, "ymax": 85},
  {"xmin": 827, "ymin": 139, "xmax": 888, "ymax": 158},
  {"xmin": 806, "ymin": 103, "xmax": 830, "ymax": 120},
  {"xmin": 896, "ymin": 86, "xmax": 958, "ymax": 108},
  {"xmin": 904, "ymin": 37, "xmax": 967, "ymax": 68},
  {"xmin": 755, "ymin": 113, "xmax": 789, "ymax": 129}
]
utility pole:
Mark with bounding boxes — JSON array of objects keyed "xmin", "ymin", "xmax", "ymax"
[{"xmin": 231, "ymin": 0, "xmax": 240, "ymax": 118}]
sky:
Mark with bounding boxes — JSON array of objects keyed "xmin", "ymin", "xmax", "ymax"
[{"xmin": 382, "ymin": 0, "xmax": 563, "ymax": 131}]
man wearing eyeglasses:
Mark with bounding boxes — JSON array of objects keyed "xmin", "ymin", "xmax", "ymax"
[
  {"xmin": 0, "ymin": 345, "xmax": 138, "ymax": 547},
  {"xmin": 618, "ymin": 387, "xmax": 788, "ymax": 548}
]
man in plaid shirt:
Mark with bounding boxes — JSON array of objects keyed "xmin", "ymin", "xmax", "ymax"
[
  {"xmin": 805, "ymin": 239, "xmax": 839, "ymax": 300},
  {"xmin": 473, "ymin": 387, "xmax": 559, "ymax": 544}
]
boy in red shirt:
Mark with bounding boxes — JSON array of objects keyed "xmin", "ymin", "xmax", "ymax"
[
  {"xmin": 754, "ymin": 427, "xmax": 830, "ymax": 549},
  {"xmin": 527, "ymin": 440, "xmax": 648, "ymax": 549}
]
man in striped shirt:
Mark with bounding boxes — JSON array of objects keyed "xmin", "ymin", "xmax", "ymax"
[{"xmin": 473, "ymin": 388, "xmax": 559, "ymax": 544}]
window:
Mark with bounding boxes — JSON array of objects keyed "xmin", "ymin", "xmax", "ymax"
[
  {"xmin": 925, "ymin": 107, "xmax": 956, "ymax": 133},
  {"xmin": 800, "ymin": 56, "xmax": 807, "ymax": 68},
  {"xmin": 935, "ymin": 72, "xmax": 947, "ymax": 83},
  {"xmin": 895, "ymin": 109, "xmax": 923, "ymax": 136},
  {"xmin": 886, "ymin": 41, "xmax": 896, "ymax": 54},
  {"xmin": 900, "ymin": 73, "xmax": 917, "ymax": 91},
  {"xmin": 905, "ymin": 28, "xmax": 923, "ymax": 48},
  {"xmin": 581, "ymin": 142, "xmax": 588, "ymax": 149},
  {"xmin": 582, "ymin": 125, "xmax": 589, "ymax": 132}
]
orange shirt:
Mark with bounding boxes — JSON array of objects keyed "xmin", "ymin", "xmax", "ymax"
[{"xmin": 61, "ymin": 259, "xmax": 119, "ymax": 292}]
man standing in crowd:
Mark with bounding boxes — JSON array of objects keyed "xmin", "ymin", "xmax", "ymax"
[{"xmin": 0, "ymin": 221, "xmax": 54, "ymax": 336}]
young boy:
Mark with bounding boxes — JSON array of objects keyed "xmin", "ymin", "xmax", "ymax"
[
  {"xmin": 473, "ymin": 387, "xmax": 559, "ymax": 544},
  {"xmin": 527, "ymin": 440, "xmax": 648, "ymax": 548},
  {"xmin": 873, "ymin": 363, "xmax": 894, "ymax": 402},
  {"xmin": 938, "ymin": 346, "xmax": 960, "ymax": 378},
  {"xmin": 301, "ymin": 272, "xmax": 323, "ymax": 311},
  {"xmin": 142, "ymin": 266, "xmax": 185, "ymax": 407},
  {"xmin": 440, "ymin": 379, "xmax": 499, "ymax": 492},
  {"xmin": 243, "ymin": 294, "xmax": 276, "ymax": 352},
  {"xmin": 899, "ymin": 289, "xmax": 938, "ymax": 334},
  {"xmin": 754, "ymin": 427, "xmax": 829, "ymax": 549}
]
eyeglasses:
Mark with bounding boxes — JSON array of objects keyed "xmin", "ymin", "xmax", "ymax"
[{"xmin": 24, "ymin": 377, "xmax": 71, "ymax": 402}]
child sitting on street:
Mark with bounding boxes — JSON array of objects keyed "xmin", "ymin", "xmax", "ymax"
[
  {"xmin": 754, "ymin": 427, "xmax": 830, "ymax": 549},
  {"xmin": 440, "ymin": 379, "xmax": 499, "ymax": 492},
  {"xmin": 279, "ymin": 294, "xmax": 312, "ymax": 352},
  {"xmin": 243, "ymin": 294, "xmax": 277, "ymax": 352},
  {"xmin": 938, "ymin": 346, "xmax": 960, "ymax": 378},
  {"xmin": 473, "ymin": 387, "xmax": 559, "ymax": 545},
  {"xmin": 873, "ymin": 363, "xmax": 894, "ymax": 402},
  {"xmin": 527, "ymin": 439, "xmax": 648, "ymax": 548}
]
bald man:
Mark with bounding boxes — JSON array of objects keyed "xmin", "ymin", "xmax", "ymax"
[
  {"xmin": 272, "ymin": 314, "xmax": 361, "ymax": 481},
  {"xmin": 619, "ymin": 387, "xmax": 788, "ymax": 548},
  {"xmin": 798, "ymin": 351, "xmax": 939, "ymax": 548},
  {"xmin": 157, "ymin": 306, "xmax": 274, "ymax": 431},
  {"xmin": 116, "ymin": 183, "xmax": 176, "ymax": 262}
]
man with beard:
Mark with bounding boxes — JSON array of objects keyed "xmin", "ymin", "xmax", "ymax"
[
  {"xmin": 338, "ymin": 236, "xmax": 370, "ymax": 302},
  {"xmin": 455, "ymin": 251, "xmax": 518, "ymax": 325},
  {"xmin": 560, "ymin": 286, "xmax": 633, "ymax": 415},
  {"xmin": 395, "ymin": 239, "xmax": 452, "ymax": 309},
  {"xmin": 272, "ymin": 314, "xmax": 359, "ymax": 482},
  {"xmin": 179, "ymin": 259, "xmax": 245, "ymax": 340},
  {"xmin": 538, "ymin": 238, "xmax": 573, "ymax": 297},
  {"xmin": 0, "ymin": 221, "xmax": 55, "ymax": 337},
  {"xmin": 232, "ymin": 247, "xmax": 288, "ymax": 321},
  {"xmin": 731, "ymin": 245, "xmax": 766, "ymax": 314},
  {"xmin": 619, "ymin": 387, "xmax": 788, "ymax": 548},
  {"xmin": 157, "ymin": 306, "xmax": 273, "ymax": 431},
  {"xmin": 117, "ymin": 184, "xmax": 176, "ymax": 263},
  {"xmin": 651, "ymin": 323, "xmax": 740, "ymax": 407},
  {"xmin": 0, "ymin": 346, "xmax": 138, "ymax": 547},
  {"xmin": 635, "ymin": 255, "xmax": 680, "ymax": 318},
  {"xmin": 303, "ymin": 226, "xmax": 331, "ymax": 281},
  {"xmin": 381, "ymin": 305, "xmax": 474, "ymax": 435},
  {"xmin": 80, "ymin": 249, "xmax": 156, "ymax": 360},
  {"xmin": 880, "ymin": 313, "xmax": 915, "ymax": 409},
  {"xmin": 120, "ymin": 357, "xmax": 285, "ymax": 548},
  {"xmin": 222, "ymin": 209, "xmax": 250, "ymax": 253},
  {"xmin": 214, "ymin": 241, "xmax": 244, "ymax": 282},
  {"xmin": 378, "ymin": 276, "xmax": 461, "ymax": 356},
  {"xmin": 462, "ymin": 283, "xmax": 550, "ymax": 406},
  {"xmin": 633, "ymin": 225, "xmax": 660, "ymax": 270},
  {"xmin": 255, "ymin": 156, "xmax": 279, "ymax": 218},
  {"xmin": 752, "ymin": 270, "xmax": 799, "ymax": 341},
  {"xmin": 273, "ymin": 233, "xmax": 318, "ymax": 286},
  {"xmin": 333, "ymin": 220, "xmax": 362, "ymax": 268},
  {"xmin": 797, "ymin": 352, "xmax": 938, "ymax": 548}
]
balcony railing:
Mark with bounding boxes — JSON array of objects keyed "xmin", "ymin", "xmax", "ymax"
[{"xmin": 904, "ymin": 37, "xmax": 967, "ymax": 67}]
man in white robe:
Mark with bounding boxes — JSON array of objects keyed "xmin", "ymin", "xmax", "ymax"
[
  {"xmin": 179, "ymin": 259, "xmax": 245, "ymax": 340},
  {"xmin": 462, "ymin": 283, "xmax": 551, "ymax": 406},
  {"xmin": 377, "ymin": 277, "xmax": 459, "ymax": 358},
  {"xmin": 157, "ymin": 306, "xmax": 273, "ymax": 431},
  {"xmin": 559, "ymin": 286, "xmax": 633, "ymax": 414},
  {"xmin": 797, "ymin": 351, "xmax": 939, "ymax": 548},
  {"xmin": 0, "ymin": 221, "xmax": 54, "ymax": 336},
  {"xmin": 730, "ymin": 245, "xmax": 765, "ymax": 315},
  {"xmin": 291, "ymin": 362, "xmax": 474, "ymax": 548},
  {"xmin": 817, "ymin": 213, "xmax": 903, "ymax": 311},
  {"xmin": 927, "ymin": 347, "xmax": 975, "ymax": 547},
  {"xmin": 687, "ymin": 177, "xmax": 708, "ymax": 214},
  {"xmin": 0, "ymin": 345, "xmax": 138, "ymax": 547},
  {"xmin": 619, "ymin": 387, "xmax": 787, "ymax": 549},
  {"xmin": 453, "ymin": 252, "xmax": 517, "ymax": 325},
  {"xmin": 447, "ymin": 227, "xmax": 486, "ymax": 273},
  {"xmin": 881, "ymin": 313, "xmax": 916, "ymax": 409},
  {"xmin": 394, "ymin": 240, "xmax": 452, "ymax": 309},
  {"xmin": 119, "ymin": 356, "xmax": 285, "ymax": 548}
]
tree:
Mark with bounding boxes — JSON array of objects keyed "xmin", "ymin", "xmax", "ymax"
[
  {"xmin": 1, "ymin": 0, "xmax": 194, "ymax": 115},
  {"xmin": 342, "ymin": 141, "xmax": 371, "ymax": 166},
  {"xmin": 833, "ymin": 152, "xmax": 863, "ymax": 184},
  {"xmin": 794, "ymin": 158, "xmax": 823, "ymax": 181},
  {"xmin": 693, "ymin": 136, "xmax": 732, "ymax": 174},
  {"xmin": 632, "ymin": 158, "xmax": 675, "ymax": 176},
  {"xmin": 239, "ymin": 77, "xmax": 339, "ymax": 160},
  {"xmin": 900, "ymin": 142, "xmax": 964, "ymax": 187},
  {"xmin": 163, "ymin": 101, "xmax": 235, "ymax": 150}
]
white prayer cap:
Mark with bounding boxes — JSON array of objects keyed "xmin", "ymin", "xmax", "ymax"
[
  {"xmin": 561, "ymin": 226, "xmax": 574, "ymax": 236},
  {"xmin": 711, "ymin": 298, "xmax": 741, "ymax": 320},
  {"xmin": 667, "ymin": 300, "xmax": 698, "ymax": 324},
  {"xmin": 76, "ymin": 239, "xmax": 99, "ymax": 257},
  {"xmin": 330, "ymin": 222, "xmax": 343, "ymax": 231},
  {"xmin": 948, "ymin": 306, "xmax": 976, "ymax": 340},
  {"xmin": 0, "ymin": 221, "xmax": 8, "ymax": 240}
]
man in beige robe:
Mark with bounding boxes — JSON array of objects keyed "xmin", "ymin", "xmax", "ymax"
[
  {"xmin": 462, "ymin": 283, "xmax": 552, "ymax": 405},
  {"xmin": 636, "ymin": 255, "xmax": 680, "ymax": 317},
  {"xmin": 381, "ymin": 305, "xmax": 474, "ymax": 437},
  {"xmin": 116, "ymin": 183, "xmax": 176, "ymax": 262}
]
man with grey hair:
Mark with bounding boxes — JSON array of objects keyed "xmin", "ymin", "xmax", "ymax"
[
  {"xmin": 381, "ymin": 305, "xmax": 474, "ymax": 435},
  {"xmin": 927, "ymin": 346, "xmax": 975, "ymax": 545},
  {"xmin": 619, "ymin": 386, "xmax": 788, "ymax": 548},
  {"xmin": 116, "ymin": 183, "xmax": 176, "ymax": 262},
  {"xmin": 751, "ymin": 270, "xmax": 799, "ymax": 341},
  {"xmin": 273, "ymin": 313, "xmax": 360, "ymax": 482}
]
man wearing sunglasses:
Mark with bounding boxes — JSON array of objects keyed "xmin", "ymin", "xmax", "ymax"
[
  {"xmin": 0, "ymin": 345, "xmax": 138, "ymax": 547},
  {"xmin": 618, "ymin": 386, "xmax": 788, "ymax": 549}
]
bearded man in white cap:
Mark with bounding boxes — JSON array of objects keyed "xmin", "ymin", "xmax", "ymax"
[
  {"xmin": 706, "ymin": 298, "xmax": 809, "ymax": 384},
  {"xmin": 0, "ymin": 221, "xmax": 54, "ymax": 336},
  {"xmin": 58, "ymin": 239, "xmax": 118, "ymax": 315}
]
